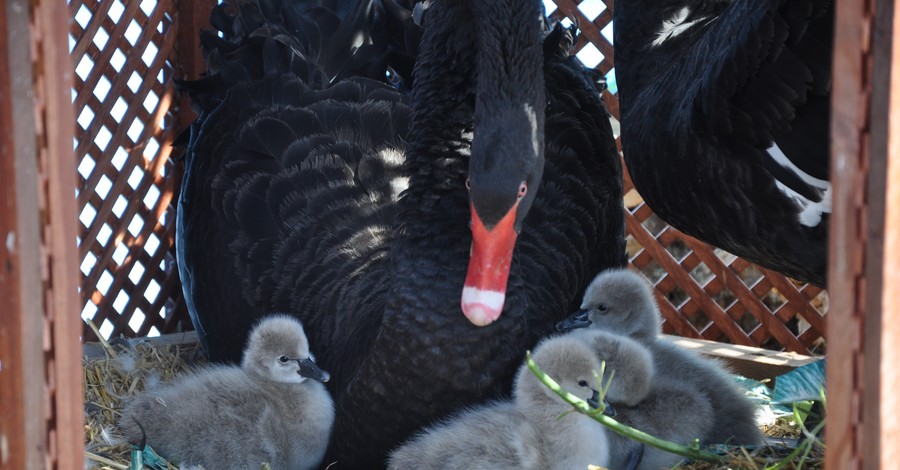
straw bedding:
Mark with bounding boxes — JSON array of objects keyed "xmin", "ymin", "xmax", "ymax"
[{"xmin": 84, "ymin": 335, "xmax": 205, "ymax": 470}]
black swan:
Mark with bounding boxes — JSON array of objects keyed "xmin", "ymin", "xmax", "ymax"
[
  {"xmin": 121, "ymin": 315, "xmax": 333, "ymax": 469},
  {"xmin": 614, "ymin": 0, "xmax": 833, "ymax": 287},
  {"xmin": 177, "ymin": 0, "xmax": 625, "ymax": 466}
]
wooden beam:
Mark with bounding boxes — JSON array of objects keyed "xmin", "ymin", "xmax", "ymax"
[
  {"xmin": 32, "ymin": 0, "xmax": 83, "ymax": 467},
  {"xmin": 828, "ymin": 0, "xmax": 870, "ymax": 466},
  {"xmin": 173, "ymin": 0, "xmax": 215, "ymax": 135},
  {"xmin": 83, "ymin": 330, "xmax": 201, "ymax": 359},
  {"xmin": 878, "ymin": 55, "xmax": 900, "ymax": 470},
  {"xmin": 667, "ymin": 336, "xmax": 822, "ymax": 382},
  {"xmin": 0, "ymin": 2, "xmax": 48, "ymax": 468},
  {"xmin": 829, "ymin": 0, "xmax": 900, "ymax": 468},
  {"xmin": 867, "ymin": 0, "xmax": 900, "ymax": 466}
]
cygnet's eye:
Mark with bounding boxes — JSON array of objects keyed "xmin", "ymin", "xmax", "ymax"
[
  {"xmin": 596, "ymin": 304, "xmax": 608, "ymax": 314},
  {"xmin": 578, "ymin": 380, "xmax": 589, "ymax": 388},
  {"xmin": 278, "ymin": 355, "xmax": 290, "ymax": 364}
]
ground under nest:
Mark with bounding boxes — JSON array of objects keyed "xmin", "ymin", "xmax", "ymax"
[{"xmin": 82, "ymin": 336, "xmax": 823, "ymax": 470}]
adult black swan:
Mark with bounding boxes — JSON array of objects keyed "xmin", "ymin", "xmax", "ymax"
[
  {"xmin": 177, "ymin": 0, "xmax": 625, "ymax": 467},
  {"xmin": 614, "ymin": 0, "xmax": 832, "ymax": 287}
]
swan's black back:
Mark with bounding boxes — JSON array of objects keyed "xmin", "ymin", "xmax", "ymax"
[
  {"xmin": 177, "ymin": 0, "xmax": 624, "ymax": 467},
  {"xmin": 614, "ymin": 0, "xmax": 832, "ymax": 286},
  {"xmin": 179, "ymin": 0, "xmax": 414, "ymax": 368}
]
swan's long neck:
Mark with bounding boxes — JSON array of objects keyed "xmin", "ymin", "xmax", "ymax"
[
  {"xmin": 400, "ymin": 0, "xmax": 547, "ymax": 210},
  {"xmin": 472, "ymin": 0, "xmax": 546, "ymax": 136},
  {"xmin": 330, "ymin": 3, "xmax": 544, "ymax": 464}
]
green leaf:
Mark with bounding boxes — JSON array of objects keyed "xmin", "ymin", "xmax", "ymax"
[{"xmin": 773, "ymin": 360, "xmax": 826, "ymax": 405}]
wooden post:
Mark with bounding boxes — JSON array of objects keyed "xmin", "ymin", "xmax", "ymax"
[
  {"xmin": 868, "ymin": 0, "xmax": 900, "ymax": 466},
  {"xmin": 33, "ymin": 0, "xmax": 85, "ymax": 466},
  {"xmin": 829, "ymin": 0, "xmax": 900, "ymax": 467},
  {"xmin": 1, "ymin": 2, "xmax": 47, "ymax": 468},
  {"xmin": 174, "ymin": 0, "xmax": 215, "ymax": 135},
  {"xmin": 1, "ymin": 0, "xmax": 82, "ymax": 468}
]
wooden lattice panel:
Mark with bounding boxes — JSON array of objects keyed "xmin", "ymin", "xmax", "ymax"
[
  {"xmin": 548, "ymin": 0, "xmax": 827, "ymax": 354},
  {"xmin": 69, "ymin": 0, "xmax": 189, "ymax": 341}
]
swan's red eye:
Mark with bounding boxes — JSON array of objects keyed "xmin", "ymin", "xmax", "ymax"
[
  {"xmin": 517, "ymin": 182, "xmax": 527, "ymax": 199},
  {"xmin": 465, "ymin": 178, "xmax": 471, "ymax": 190}
]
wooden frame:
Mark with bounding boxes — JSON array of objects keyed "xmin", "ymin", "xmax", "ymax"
[
  {"xmin": 1, "ymin": 3, "xmax": 46, "ymax": 468},
  {"xmin": 828, "ymin": 0, "xmax": 900, "ymax": 467},
  {"xmin": 2, "ymin": 0, "xmax": 83, "ymax": 468}
]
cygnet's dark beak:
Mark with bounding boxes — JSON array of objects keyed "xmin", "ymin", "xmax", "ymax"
[
  {"xmin": 586, "ymin": 388, "xmax": 602, "ymax": 409},
  {"xmin": 296, "ymin": 358, "xmax": 330, "ymax": 383},
  {"xmin": 556, "ymin": 308, "xmax": 592, "ymax": 332},
  {"xmin": 586, "ymin": 389, "xmax": 616, "ymax": 417}
]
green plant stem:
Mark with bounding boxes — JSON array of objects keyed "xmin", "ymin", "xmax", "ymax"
[
  {"xmin": 766, "ymin": 403, "xmax": 827, "ymax": 470},
  {"xmin": 526, "ymin": 351, "xmax": 721, "ymax": 463}
]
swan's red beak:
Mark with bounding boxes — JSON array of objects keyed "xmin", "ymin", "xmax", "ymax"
[{"xmin": 462, "ymin": 202, "xmax": 519, "ymax": 326}]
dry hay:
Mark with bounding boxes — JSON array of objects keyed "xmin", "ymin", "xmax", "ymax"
[
  {"xmin": 83, "ymin": 334, "xmax": 206, "ymax": 470},
  {"xmin": 82, "ymin": 335, "xmax": 822, "ymax": 470}
]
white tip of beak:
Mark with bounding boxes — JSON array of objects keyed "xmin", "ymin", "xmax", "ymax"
[{"xmin": 461, "ymin": 287, "xmax": 505, "ymax": 326}]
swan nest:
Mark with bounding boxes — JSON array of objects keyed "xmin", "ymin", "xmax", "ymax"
[{"xmin": 82, "ymin": 336, "xmax": 822, "ymax": 470}]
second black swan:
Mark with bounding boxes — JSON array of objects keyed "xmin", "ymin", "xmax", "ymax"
[{"xmin": 615, "ymin": 0, "xmax": 833, "ymax": 286}]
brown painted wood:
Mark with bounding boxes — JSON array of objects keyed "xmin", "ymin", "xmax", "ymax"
[
  {"xmin": 828, "ymin": 0, "xmax": 871, "ymax": 467},
  {"xmin": 70, "ymin": 0, "xmax": 196, "ymax": 341},
  {"xmin": 69, "ymin": 0, "xmax": 116, "ymax": 63},
  {"xmin": 680, "ymin": 234, "xmax": 811, "ymax": 353},
  {"xmin": 0, "ymin": 5, "xmax": 43, "ymax": 470},
  {"xmin": 73, "ymin": 0, "xmax": 175, "ymax": 207},
  {"xmin": 626, "ymin": 209, "xmax": 758, "ymax": 345},
  {"xmin": 173, "ymin": 0, "xmax": 215, "ymax": 135},
  {"xmin": 0, "ymin": 2, "xmax": 46, "ymax": 468},
  {"xmin": 72, "ymin": 0, "xmax": 173, "ymax": 204},
  {"xmin": 553, "ymin": 0, "xmax": 614, "ymax": 66},
  {"xmin": 864, "ymin": 0, "xmax": 900, "ymax": 467},
  {"xmin": 667, "ymin": 336, "xmax": 822, "ymax": 382},
  {"xmin": 77, "ymin": 63, "xmax": 174, "ymax": 291},
  {"xmin": 876, "ymin": 23, "xmax": 900, "ymax": 466},
  {"xmin": 79, "ymin": 79, "xmax": 176, "ymax": 293},
  {"xmin": 70, "ymin": 0, "xmax": 145, "ymax": 104},
  {"xmin": 0, "ymin": 8, "xmax": 25, "ymax": 469},
  {"xmin": 34, "ymin": 0, "xmax": 85, "ymax": 466},
  {"xmin": 175, "ymin": 0, "xmax": 215, "ymax": 81},
  {"xmin": 759, "ymin": 267, "xmax": 827, "ymax": 338}
]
